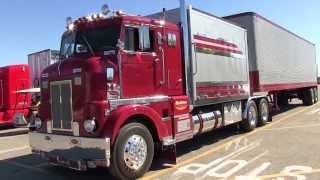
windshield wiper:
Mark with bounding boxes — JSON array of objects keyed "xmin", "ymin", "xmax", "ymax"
[{"xmin": 80, "ymin": 34, "xmax": 95, "ymax": 55}]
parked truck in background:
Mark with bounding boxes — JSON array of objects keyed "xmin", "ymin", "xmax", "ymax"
[
  {"xmin": 29, "ymin": 1, "xmax": 317, "ymax": 179},
  {"xmin": 0, "ymin": 65, "xmax": 31, "ymax": 126},
  {"xmin": 27, "ymin": 49, "xmax": 60, "ymax": 127},
  {"xmin": 0, "ymin": 49, "xmax": 59, "ymax": 127}
]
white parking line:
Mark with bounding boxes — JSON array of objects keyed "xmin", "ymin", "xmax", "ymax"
[{"xmin": 0, "ymin": 146, "xmax": 30, "ymax": 155}]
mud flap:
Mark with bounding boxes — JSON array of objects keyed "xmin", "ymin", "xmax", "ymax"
[{"xmin": 158, "ymin": 144, "xmax": 177, "ymax": 165}]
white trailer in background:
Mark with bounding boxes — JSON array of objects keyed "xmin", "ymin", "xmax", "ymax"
[
  {"xmin": 224, "ymin": 12, "xmax": 318, "ymax": 106},
  {"xmin": 28, "ymin": 49, "xmax": 59, "ymax": 88}
]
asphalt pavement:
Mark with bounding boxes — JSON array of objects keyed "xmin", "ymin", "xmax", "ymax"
[{"xmin": 1, "ymin": 100, "xmax": 320, "ymax": 180}]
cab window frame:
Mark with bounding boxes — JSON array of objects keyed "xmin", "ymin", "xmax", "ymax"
[{"xmin": 123, "ymin": 25, "xmax": 155, "ymax": 53}]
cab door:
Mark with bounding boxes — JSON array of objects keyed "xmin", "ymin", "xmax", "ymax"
[{"xmin": 120, "ymin": 25, "xmax": 164, "ymax": 98}]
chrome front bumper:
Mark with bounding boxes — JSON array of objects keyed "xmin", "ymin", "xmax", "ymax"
[{"xmin": 29, "ymin": 132, "xmax": 110, "ymax": 170}]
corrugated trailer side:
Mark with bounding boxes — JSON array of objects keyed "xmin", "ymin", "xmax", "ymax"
[
  {"xmin": 224, "ymin": 12, "xmax": 317, "ymax": 93},
  {"xmin": 28, "ymin": 49, "xmax": 59, "ymax": 88},
  {"xmin": 187, "ymin": 8, "xmax": 250, "ymax": 106},
  {"xmin": 149, "ymin": 8, "xmax": 251, "ymax": 106},
  {"xmin": 225, "ymin": 12, "xmax": 318, "ymax": 106}
]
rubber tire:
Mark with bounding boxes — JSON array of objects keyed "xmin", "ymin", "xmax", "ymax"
[
  {"xmin": 258, "ymin": 98, "xmax": 269, "ymax": 126},
  {"xmin": 303, "ymin": 88, "xmax": 314, "ymax": 106},
  {"xmin": 241, "ymin": 100, "xmax": 258, "ymax": 132},
  {"xmin": 109, "ymin": 123, "xmax": 154, "ymax": 180},
  {"xmin": 313, "ymin": 88, "xmax": 318, "ymax": 103}
]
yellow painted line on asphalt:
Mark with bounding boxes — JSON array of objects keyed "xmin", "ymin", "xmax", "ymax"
[
  {"xmin": 141, "ymin": 103, "xmax": 319, "ymax": 180},
  {"xmin": 258, "ymin": 168, "xmax": 320, "ymax": 179}
]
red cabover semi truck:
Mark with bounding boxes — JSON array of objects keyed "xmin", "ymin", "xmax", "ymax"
[
  {"xmin": 29, "ymin": 1, "xmax": 317, "ymax": 179},
  {"xmin": 0, "ymin": 65, "xmax": 31, "ymax": 126}
]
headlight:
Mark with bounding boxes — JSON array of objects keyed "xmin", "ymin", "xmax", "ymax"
[
  {"xmin": 84, "ymin": 118, "xmax": 96, "ymax": 133},
  {"xmin": 35, "ymin": 118, "xmax": 42, "ymax": 129}
]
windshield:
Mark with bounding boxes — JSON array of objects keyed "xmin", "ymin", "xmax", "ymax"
[
  {"xmin": 60, "ymin": 32, "xmax": 76, "ymax": 58},
  {"xmin": 60, "ymin": 26, "xmax": 121, "ymax": 58}
]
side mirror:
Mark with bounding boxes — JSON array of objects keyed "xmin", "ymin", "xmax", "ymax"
[
  {"xmin": 117, "ymin": 39, "xmax": 124, "ymax": 50},
  {"xmin": 139, "ymin": 25, "xmax": 151, "ymax": 51}
]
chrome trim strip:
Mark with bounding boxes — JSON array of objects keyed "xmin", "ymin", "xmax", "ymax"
[
  {"xmin": 161, "ymin": 117, "xmax": 171, "ymax": 122},
  {"xmin": 117, "ymin": 52, "xmax": 123, "ymax": 97},
  {"xmin": 180, "ymin": 0, "xmax": 193, "ymax": 103},
  {"xmin": 109, "ymin": 95, "xmax": 169, "ymax": 109},
  {"xmin": 162, "ymin": 136, "xmax": 176, "ymax": 146},
  {"xmin": 174, "ymin": 114, "xmax": 190, "ymax": 120}
]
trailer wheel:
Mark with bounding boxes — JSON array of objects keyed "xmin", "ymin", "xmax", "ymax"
[
  {"xmin": 302, "ymin": 88, "xmax": 314, "ymax": 106},
  {"xmin": 241, "ymin": 100, "xmax": 258, "ymax": 132},
  {"xmin": 109, "ymin": 122, "xmax": 154, "ymax": 180},
  {"xmin": 258, "ymin": 98, "xmax": 269, "ymax": 126},
  {"xmin": 313, "ymin": 88, "xmax": 318, "ymax": 103}
]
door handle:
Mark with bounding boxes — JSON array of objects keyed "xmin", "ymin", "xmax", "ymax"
[{"xmin": 154, "ymin": 58, "xmax": 160, "ymax": 63}]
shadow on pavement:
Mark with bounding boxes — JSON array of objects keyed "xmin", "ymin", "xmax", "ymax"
[{"xmin": 0, "ymin": 102, "xmax": 308, "ymax": 179}]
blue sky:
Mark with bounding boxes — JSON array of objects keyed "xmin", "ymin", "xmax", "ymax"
[{"xmin": 0, "ymin": 0, "xmax": 319, "ymax": 73}]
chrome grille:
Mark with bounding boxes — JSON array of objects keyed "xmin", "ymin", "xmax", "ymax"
[{"xmin": 51, "ymin": 80, "xmax": 72, "ymax": 130}]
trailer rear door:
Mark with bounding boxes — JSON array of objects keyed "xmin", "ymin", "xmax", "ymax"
[{"xmin": 185, "ymin": 7, "xmax": 250, "ymax": 106}]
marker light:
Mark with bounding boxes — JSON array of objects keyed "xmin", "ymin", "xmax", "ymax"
[
  {"xmin": 66, "ymin": 17, "xmax": 73, "ymax": 25},
  {"xmin": 101, "ymin": 4, "xmax": 111, "ymax": 16},
  {"xmin": 68, "ymin": 23, "xmax": 75, "ymax": 31}
]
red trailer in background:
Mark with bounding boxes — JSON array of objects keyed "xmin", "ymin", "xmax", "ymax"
[{"xmin": 0, "ymin": 65, "xmax": 31, "ymax": 126}]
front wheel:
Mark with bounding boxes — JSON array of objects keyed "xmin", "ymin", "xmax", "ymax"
[
  {"xmin": 241, "ymin": 100, "xmax": 258, "ymax": 132},
  {"xmin": 109, "ymin": 123, "xmax": 154, "ymax": 180}
]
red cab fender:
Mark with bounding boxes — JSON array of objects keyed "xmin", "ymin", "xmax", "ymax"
[{"xmin": 103, "ymin": 104, "xmax": 170, "ymax": 144}]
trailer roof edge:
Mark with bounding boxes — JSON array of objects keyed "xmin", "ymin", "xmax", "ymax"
[{"xmin": 224, "ymin": 12, "xmax": 315, "ymax": 46}]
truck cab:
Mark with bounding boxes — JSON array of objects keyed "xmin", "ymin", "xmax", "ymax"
[
  {"xmin": 31, "ymin": 9, "xmax": 186, "ymax": 179},
  {"xmin": 30, "ymin": 3, "xmax": 270, "ymax": 179}
]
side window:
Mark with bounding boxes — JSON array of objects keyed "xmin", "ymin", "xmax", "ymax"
[
  {"xmin": 124, "ymin": 27, "xmax": 139, "ymax": 51},
  {"xmin": 167, "ymin": 33, "xmax": 177, "ymax": 47},
  {"xmin": 124, "ymin": 26, "xmax": 154, "ymax": 52}
]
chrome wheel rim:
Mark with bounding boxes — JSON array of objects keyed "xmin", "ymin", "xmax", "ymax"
[
  {"xmin": 123, "ymin": 134, "xmax": 147, "ymax": 170},
  {"xmin": 260, "ymin": 102, "xmax": 268, "ymax": 122},
  {"xmin": 248, "ymin": 105, "xmax": 257, "ymax": 126}
]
